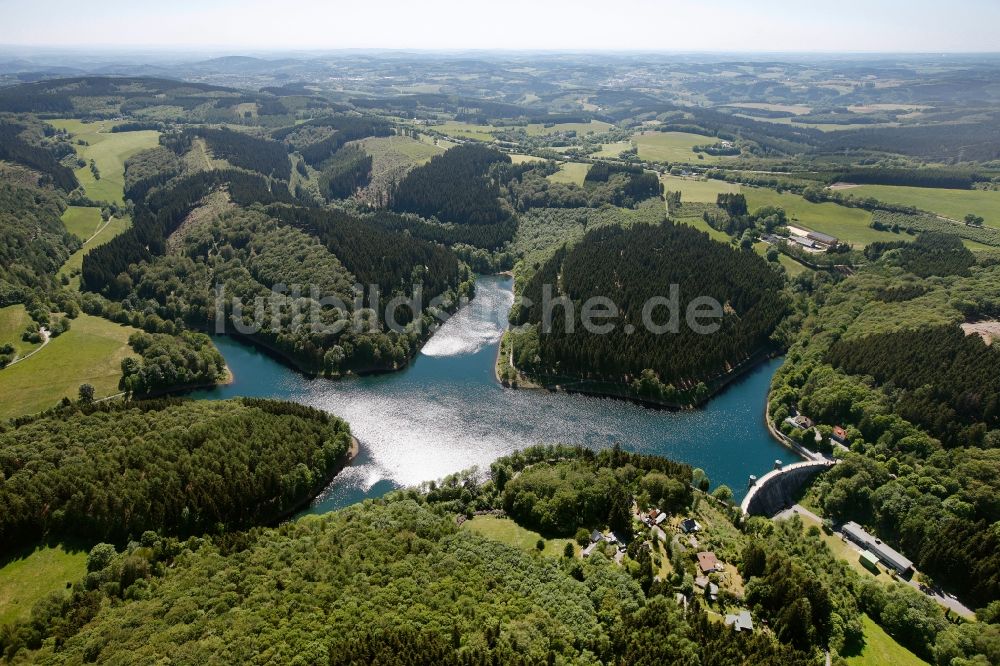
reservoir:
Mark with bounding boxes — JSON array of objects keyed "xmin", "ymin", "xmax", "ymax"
[{"xmin": 191, "ymin": 274, "xmax": 792, "ymax": 513}]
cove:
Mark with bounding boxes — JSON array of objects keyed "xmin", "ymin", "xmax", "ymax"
[{"xmin": 191, "ymin": 274, "xmax": 793, "ymax": 514}]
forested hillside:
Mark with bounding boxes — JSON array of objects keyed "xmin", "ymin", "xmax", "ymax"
[
  {"xmin": 770, "ymin": 245, "xmax": 1000, "ymax": 608},
  {"xmin": 0, "ymin": 398, "xmax": 351, "ymax": 550},
  {"xmin": 511, "ymin": 220, "xmax": 786, "ymax": 402}
]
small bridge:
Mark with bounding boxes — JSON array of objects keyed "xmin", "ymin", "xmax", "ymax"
[{"xmin": 740, "ymin": 460, "xmax": 835, "ymax": 517}]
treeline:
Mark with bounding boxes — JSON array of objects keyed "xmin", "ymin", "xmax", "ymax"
[
  {"xmin": 0, "ymin": 181, "xmax": 78, "ymax": 295},
  {"xmin": 820, "ymin": 118, "xmax": 1000, "ymax": 162},
  {"xmin": 178, "ymin": 127, "xmax": 291, "ymax": 180},
  {"xmin": 362, "ymin": 209, "xmax": 516, "ymax": 251},
  {"xmin": 829, "ymin": 167, "xmax": 983, "ymax": 190},
  {"xmin": 828, "ymin": 325, "xmax": 1000, "ymax": 446},
  {"xmin": 513, "ymin": 220, "xmax": 786, "ymax": 389},
  {"xmin": 0, "ymin": 398, "xmax": 351, "ymax": 551},
  {"xmin": 871, "ymin": 210, "xmax": 1000, "ymax": 248},
  {"xmin": 318, "ymin": 145, "xmax": 372, "ymax": 198},
  {"xmin": 293, "ymin": 116, "xmax": 393, "ymax": 167},
  {"xmin": 121, "ymin": 330, "xmax": 227, "ymax": 396},
  {"xmin": 123, "ymin": 146, "xmax": 182, "ymax": 202},
  {"xmin": 268, "ymin": 205, "xmax": 463, "ymax": 308},
  {"xmin": 0, "ymin": 120, "xmax": 78, "ymax": 191},
  {"xmin": 110, "ymin": 121, "xmax": 165, "ymax": 133},
  {"xmin": 391, "ymin": 144, "xmax": 512, "ymax": 225}
]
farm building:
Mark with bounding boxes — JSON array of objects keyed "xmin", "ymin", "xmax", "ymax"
[{"xmin": 842, "ymin": 522, "xmax": 914, "ymax": 575}]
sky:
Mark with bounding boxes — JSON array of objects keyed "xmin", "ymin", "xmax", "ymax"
[{"xmin": 1, "ymin": 0, "xmax": 998, "ymax": 53}]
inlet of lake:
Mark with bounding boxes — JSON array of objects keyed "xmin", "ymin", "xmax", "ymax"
[{"xmin": 191, "ymin": 274, "xmax": 793, "ymax": 514}]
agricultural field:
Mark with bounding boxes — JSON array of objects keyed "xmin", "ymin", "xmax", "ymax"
[
  {"xmin": 58, "ymin": 215, "xmax": 133, "ymax": 288},
  {"xmin": 661, "ymin": 175, "xmax": 741, "ymax": 203},
  {"xmin": 0, "ymin": 304, "xmax": 41, "ymax": 359},
  {"xmin": 357, "ymin": 134, "xmax": 444, "ymax": 165},
  {"xmin": 845, "ymin": 184, "xmax": 1000, "ymax": 229},
  {"xmin": 593, "ymin": 141, "xmax": 633, "ymax": 158},
  {"xmin": 843, "ymin": 614, "xmax": 930, "ymax": 666},
  {"xmin": 633, "ymin": 131, "xmax": 733, "ymax": 164},
  {"xmin": 547, "ymin": 161, "xmax": 591, "ymax": 186},
  {"xmin": 744, "ymin": 187, "xmax": 898, "ymax": 247},
  {"xmin": 427, "ymin": 121, "xmax": 497, "ymax": 142},
  {"xmin": 0, "ymin": 313, "xmax": 139, "ymax": 420},
  {"xmin": 0, "ymin": 546, "xmax": 87, "ymax": 626},
  {"xmin": 725, "ymin": 102, "xmax": 812, "ymax": 115},
  {"xmin": 524, "ymin": 120, "xmax": 612, "ymax": 136},
  {"xmin": 47, "ymin": 119, "xmax": 160, "ymax": 203},
  {"xmin": 509, "ymin": 153, "xmax": 545, "ymax": 164},
  {"xmin": 461, "ymin": 515, "xmax": 579, "ymax": 559},
  {"xmin": 60, "ymin": 205, "xmax": 104, "ymax": 241}
]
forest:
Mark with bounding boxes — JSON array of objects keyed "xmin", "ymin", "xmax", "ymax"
[
  {"xmin": 0, "ymin": 119, "xmax": 78, "ymax": 191},
  {"xmin": 0, "ymin": 181, "xmax": 78, "ymax": 297},
  {"xmin": 180, "ymin": 127, "xmax": 291, "ymax": 180},
  {"xmin": 0, "ymin": 398, "xmax": 351, "ymax": 551},
  {"xmin": 512, "ymin": 220, "xmax": 786, "ymax": 398}
]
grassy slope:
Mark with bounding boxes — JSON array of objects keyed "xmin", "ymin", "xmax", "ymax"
[
  {"xmin": 0, "ymin": 305, "xmax": 41, "ymax": 358},
  {"xmin": 633, "ymin": 131, "xmax": 733, "ymax": 165},
  {"xmin": 662, "ymin": 175, "xmax": 742, "ymax": 203},
  {"xmin": 594, "ymin": 141, "xmax": 633, "ymax": 158},
  {"xmin": 58, "ymin": 215, "xmax": 132, "ymax": 288},
  {"xmin": 547, "ymin": 162, "xmax": 590, "ymax": 186},
  {"xmin": 358, "ymin": 134, "xmax": 443, "ymax": 165},
  {"xmin": 847, "ymin": 184, "xmax": 1000, "ymax": 229},
  {"xmin": 47, "ymin": 119, "xmax": 159, "ymax": 203},
  {"xmin": 461, "ymin": 515, "xmax": 580, "ymax": 559},
  {"xmin": 843, "ymin": 614, "xmax": 930, "ymax": 666},
  {"xmin": 60, "ymin": 206, "xmax": 104, "ymax": 241},
  {"xmin": 0, "ymin": 546, "xmax": 87, "ymax": 626},
  {"xmin": 0, "ymin": 314, "xmax": 139, "ymax": 420},
  {"xmin": 744, "ymin": 188, "xmax": 899, "ymax": 248}
]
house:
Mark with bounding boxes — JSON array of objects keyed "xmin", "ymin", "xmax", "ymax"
[
  {"xmin": 832, "ymin": 426, "xmax": 849, "ymax": 443},
  {"xmin": 590, "ymin": 530, "xmax": 604, "ymax": 544},
  {"xmin": 724, "ymin": 610, "xmax": 754, "ymax": 633},
  {"xmin": 697, "ymin": 551, "xmax": 722, "ymax": 574},
  {"xmin": 680, "ymin": 517, "xmax": 701, "ymax": 534},
  {"xmin": 842, "ymin": 521, "xmax": 914, "ymax": 575},
  {"xmin": 786, "ymin": 414, "xmax": 814, "ymax": 430},
  {"xmin": 694, "ymin": 576, "xmax": 718, "ymax": 601}
]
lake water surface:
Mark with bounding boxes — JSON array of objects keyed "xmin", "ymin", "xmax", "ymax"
[{"xmin": 192, "ymin": 274, "xmax": 792, "ymax": 513}]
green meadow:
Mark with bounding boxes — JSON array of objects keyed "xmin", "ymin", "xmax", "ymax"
[
  {"xmin": 524, "ymin": 120, "xmax": 612, "ymax": 136},
  {"xmin": 662, "ymin": 175, "xmax": 741, "ymax": 202},
  {"xmin": 0, "ymin": 314, "xmax": 139, "ymax": 420},
  {"xmin": 47, "ymin": 119, "xmax": 160, "ymax": 203},
  {"xmin": 547, "ymin": 161, "xmax": 591, "ymax": 186},
  {"xmin": 357, "ymin": 134, "xmax": 444, "ymax": 165},
  {"xmin": 428, "ymin": 121, "xmax": 497, "ymax": 142},
  {"xmin": 744, "ymin": 188, "xmax": 898, "ymax": 247},
  {"xmin": 461, "ymin": 516, "xmax": 580, "ymax": 559},
  {"xmin": 0, "ymin": 546, "xmax": 88, "ymax": 626},
  {"xmin": 633, "ymin": 131, "xmax": 733, "ymax": 164},
  {"xmin": 0, "ymin": 304, "xmax": 41, "ymax": 359},
  {"xmin": 846, "ymin": 184, "xmax": 1000, "ymax": 229},
  {"xmin": 593, "ymin": 141, "xmax": 633, "ymax": 158},
  {"xmin": 843, "ymin": 614, "xmax": 930, "ymax": 666},
  {"xmin": 60, "ymin": 205, "xmax": 104, "ymax": 241}
]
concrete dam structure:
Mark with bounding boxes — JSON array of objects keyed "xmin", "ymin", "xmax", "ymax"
[{"xmin": 740, "ymin": 460, "xmax": 835, "ymax": 516}]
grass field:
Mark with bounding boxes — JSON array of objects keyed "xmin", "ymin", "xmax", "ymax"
[
  {"xmin": 461, "ymin": 516, "xmax": 580, "ymax": 559},
  {"xmin": 357, "ymin": 135, "xmax": 444, "ymax": 165},
  {"xmin": 524, "ymin": 120, "xmax": 612, "ymax": 136},
  {"xmin": 843, "ymin": 614, "xmax": 930, "ymax": 666},
  {"xmin": 547, "ymin": 162, "xmax": 591, "ymax": 186},
  {"xmin": 726, "ymin": 102, "xmax": 812, "ymax": 115},
  {"xmin": 0, "ymin": 304, "xmax": 40, "ymax": 359},
  {"xmin": 428, "ymin": 121, "xmax": 497, "ymax": 142},
  {"xmin": 58, "ymin": 215, "xmax": 132, "ymax": 288},
  {"xmin": 48, "ymin": 119, "xmax": 159, "ymax": 203},
  {"xmin": 593, "ymin": 141, "xmax": 633, "ymax": 158},
  {"xmin": 662, "ymin": 175, "xmax": 741, "ymax": 203},
  {"xmin": 509, "ymin": 153, "xmax": 546, "ymax": 164},
  {"xmin": 753, "ymin": 241, "xmax": 809, "ymax": 277},
  {"xmin": 744, "ymin": 188, "xmax": 899, "ymax": 247},
  {"xmin": 675, "ymin": 215, "xmax": 733, "ymax": 244},
  {"xmin": 60, "ymin": 206, "xmax": 104, "ymax": 241},
  {"xmin": 0, "ymin": 313, "xmax": 139, "ymax": 420},
  {"xmin": 846, "ymin": 184, "xmax": 1000, "ymax": 229},
  {"xmin": 0, "ymin": 546, "xmax": 87, "ymax": 626},
  {"xmin": 633, "ymin": 131, "xmax": 732, "ymax": 164}
]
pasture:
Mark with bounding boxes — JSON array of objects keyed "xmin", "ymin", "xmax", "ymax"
[
  {"xmin": 428, "ymin": 121, "xmax": 497, "ymax": 142},
  {"xmin": 843, "ymin": 615, "xmax": 929, "ymax": 666},
  {"xmin": 524, "ymin": 120, "xmax": 612, "ymax": 136},
  {"xmin": 547, "ymin": 161, "xmax": 591, "ymax": 186},
  {"xmin": 744, "ymin": 188, "xmax": 897, "ymax": 247},
  {"xmin": 633, "ymin": 131, "xmax": 731, "ymax": 164},
  {"xmin": 0, "ymin": 314, "xmax": 139, "ymax": 420},
  {"xmin": 846, "ymin": 184, "xmax": 1000, "ymax": 229},
  {"xmin": 661, "ymin": 175, "xmax": 741, "ymax": 203},
  {"xmin": 0, "ymin": 304, "xmax": 41, "ymax": 359},
  {"xmin": 593, "ymin": 141, "xmax": 633, "ymax": 158},
  {"xmin": 0, "ymin": 546, "xmax": 88, "ymax": 626},
  {"xmin": 461, "ymin": 516, "xmax": 579, "ymax": 559},
  {"xmin": 47, "ymin": 119, "xmax": 160, "ymax": 203},
  {"xmin": 357, "ymin": 134, "xmax": 444, "ymax": 165},
  {"xmin": 61, "ymin": 206, "xmax": 104, "ymax": 241}
]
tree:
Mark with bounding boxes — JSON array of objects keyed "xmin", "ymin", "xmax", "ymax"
[
  {"xmin": 535, "ymin": 539, "xmax": 545, "ymax": 552},
  {"xmin": 575, "ymin": 527, "xmax": 591, "ymax": 547},
  {"xmin": 964, "ymin": 213, "xmax": 985, "ymax": 227},
  {"xmin": 78, "ymin": 383, "xmax": 95, "ymax": 404},
  {"xmin": 563, "ymin": 542, "xmax": 575, "ymax": 558},
  {"xmin": 712, "ymin": 485, "xmax": 734, "ymax": 504}
]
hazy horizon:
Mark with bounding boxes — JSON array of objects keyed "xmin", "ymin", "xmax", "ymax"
[{"xmin": 2, "ymin": 0, "xmax": 999, "ymax": 53}]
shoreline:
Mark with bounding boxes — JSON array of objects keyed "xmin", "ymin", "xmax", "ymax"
[{"xmin": 272, "ymin": 434, "xmax": 361, "ymax": 526}]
